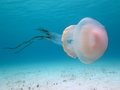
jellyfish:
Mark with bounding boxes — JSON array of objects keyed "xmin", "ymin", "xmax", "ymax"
[
  {"xmin": 5, "ymin": 17, "xmax": 108, "ymax": 64},
  {"xmin": 62, "ymin": 17, "xmax": 108, "ymax": 64}
]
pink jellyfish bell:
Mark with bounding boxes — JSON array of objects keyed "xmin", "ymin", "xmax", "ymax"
[{"xmin": 62, "ymin": 17, "xmax": 108, "ymax": 64}]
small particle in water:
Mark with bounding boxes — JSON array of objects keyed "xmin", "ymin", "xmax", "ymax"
[
  {"xmin": 37, "ymin": 84, "xmax": 39, "ymax": 87},
  {"xmin": 63, "ymin": 80, "xmax": 67, "ymax": 82},
  {"xmin": 72, "ymin": 74, "xmax": 74, "ymax": 76},
  {"xmin": 28, "ymin": 87, "xmax": 30, "ymax": 89},
  {"xmin": 89, "ymin": 68, "xmax": 94, "ymax": 71}
]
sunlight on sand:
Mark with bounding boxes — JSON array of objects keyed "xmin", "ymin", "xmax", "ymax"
[{"xmin": 0, "ymin": 60, "xmax": 120, "ymax": 90}]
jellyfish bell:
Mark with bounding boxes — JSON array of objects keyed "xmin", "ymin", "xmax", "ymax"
[
  {"xmin": 62, "ymin": 17, "xmax": 108, "ymax": 64},
  {"xmin": 74, "ymin": 17, "xmax": 108, "ymax": 64}
]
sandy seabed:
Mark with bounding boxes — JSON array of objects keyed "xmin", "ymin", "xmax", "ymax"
[{"xmin": 0, "ymin": 59, "xmax": 120, "ymax": 90}]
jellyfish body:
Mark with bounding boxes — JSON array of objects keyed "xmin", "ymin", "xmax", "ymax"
[{"xmin": 62, "ymin": 17, "xmax": 108, "ymax": 64}]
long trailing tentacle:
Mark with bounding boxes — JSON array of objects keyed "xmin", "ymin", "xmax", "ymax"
[
  {"xmin": 14, "ymin": 41, "xmax": 33, "ymax": 54},
  {"xmin": 4, "ymin": 27, "xmax": 52, "ymax": 53},
  {"xmin": 4, "ymin": 36, "xmax": 43, "ymax": 50},
  {"xmin": 4, "ymin": 35, "xmax": 50, "ymax": 53}
]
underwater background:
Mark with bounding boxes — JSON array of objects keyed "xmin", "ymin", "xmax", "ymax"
[
  {"xmin": 0, "ymin": 0, "xmax": 120, "ymax": 65},
  {"xmin": 0, "ymin": 0, "xmax": 120, "ymax": 90},
  {"xmin": 0, "ymin": 0, "xmax": 120, "ymax": 75}
]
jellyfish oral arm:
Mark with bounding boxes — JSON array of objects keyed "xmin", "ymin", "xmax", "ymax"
[{"xmin": 49, "ymin": 32, "xmax": 62, "ymax": 45}]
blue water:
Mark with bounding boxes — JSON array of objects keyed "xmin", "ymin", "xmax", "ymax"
[
  {"xmin": 0, "ymin": 0, "xmax": 120, "ymax": 66},
  {"xmin": 0, "ymin": 0, "xmax": 120, "ymax": 89}
]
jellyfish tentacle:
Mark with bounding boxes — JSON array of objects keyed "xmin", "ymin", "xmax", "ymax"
[
  {"xmin": 4, "ymin": 27, "xmax": 61, "ymax": 53},
  {"xmin": 4, "ymin": 35, "xmax": 50, "ymax": 53},
  {"xmin": 36, "ymin": 28, "xmax": 62, "ymax": 45},
  {"xmin": 4, "ymin": 36, "xmax": 43, "ymax": 50},
  {"xmin": 15, "ymin": 41, "xmax": 34, "ymax": 54},
  {"xmin": 36, "ymin": 27, "xmax": 50, "ymax": 35}
]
